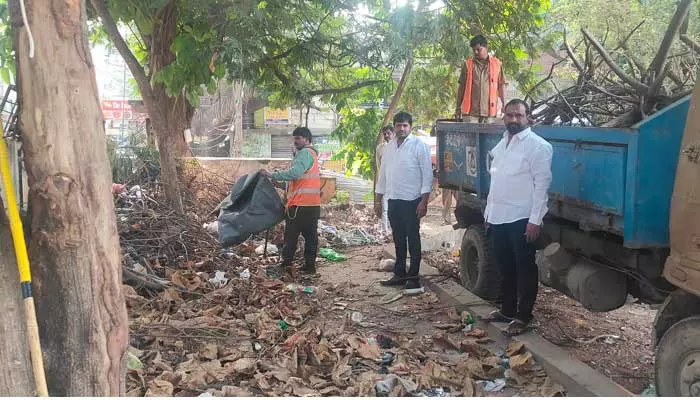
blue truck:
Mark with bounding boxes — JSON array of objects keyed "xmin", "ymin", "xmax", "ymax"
[{"xmin": 435, "ymin": 91, "xmax": 700, "ymax": 396}]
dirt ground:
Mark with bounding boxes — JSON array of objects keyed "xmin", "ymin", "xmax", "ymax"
[
  {"xmin": 315, "ymin": 247, "xmax": 565, "ymax": 397},
  {"xmin": 533, "ymin": 288, "xmax": 655, "ymax": 394},
  {"xmin": 423, "ymin": 196, "xmax": 657, "ymax": 395}
]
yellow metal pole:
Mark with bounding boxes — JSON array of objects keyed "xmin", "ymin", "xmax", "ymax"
[{"xmin": 0, "ymin": 128, "xmax": 49, "ymax": 396}]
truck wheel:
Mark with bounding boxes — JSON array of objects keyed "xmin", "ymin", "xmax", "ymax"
[
  {"xmin": 459, "ymin": 225, "xmax": 501, "ymax": 301},
  {"xmin": 655, "ymin": 315, "xmax": 700, "ymax": 396}
]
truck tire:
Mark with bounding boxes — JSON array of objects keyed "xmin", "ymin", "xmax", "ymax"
[
  {"xmin": 655, "ymin": 315, "xmax": 700, "ymax": 396},
  {"xmin": 459, "ymin": 225, "xmax": 501, "ymax": 301}
]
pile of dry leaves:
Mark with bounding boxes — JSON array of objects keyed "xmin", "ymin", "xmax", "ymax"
[
  {"xmin": 116, "ymin": 175, "xmax": 564, "ymax": 397},
  {"xmin": 123, "ymin": 258, "xmax": 564, "ymax": 396}
]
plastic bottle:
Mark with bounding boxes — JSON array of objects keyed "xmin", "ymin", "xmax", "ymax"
[{"xmin": 285, "ymin": 283, "xmax": 314, "ymax": 294}]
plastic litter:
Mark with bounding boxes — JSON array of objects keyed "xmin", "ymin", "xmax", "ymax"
[
  {"xmin": 374, "ymin": 374, "xmax": 417, "ymax": 396},
  {"xmin": 414, "ymin": 387, "xmax": 451, "ymax": 397},
  {"xmin": 208, "ymin": 271, "xmax": 228, "ymax": 288},
  {"xmin": 500, "ymin": 357, "xmax": 511, "ymax": 369},
  {"xmin": 278, "ymin": 320, "xmax": 289, "ymax": 331},
  {"xmin": 350, "ymin": 311, "xmax": 363, "ymax": 323},
  {"xmin": 379, "ymin": 258, "xmax": 395, "ymax": 272},
  {"xmin": 476, "ymin": 379, "xmax": 506, "ymax": 392},
  {"xmin": 641, "ymin": 384, "xmax": 656, "ymax": 397},
  {"xmin": 255, "ymin": 243, "xmax": 278, "ymax": 255},
  {"xmin": 239, "ymin": 268, "xmax": 251, "ymax": 280},
  {"xmin": 319, "ymin": 247, "xmax": 347, "ymax": 261},
  {"xmin": 285, "ymin": 283, "xmax": 314, "ymax": 294},
  {"xmin": 318, "ymin": 221, "xmax": 380, "ymax": 246},
  {"xmin": 379, "ymin": 352, "xmax": 395, "ymax": 374},
  {"xmin": 203, "ymin": 221, "xmax": 219, "ymax": 235},
  {"xmin": 375, "ymin": 334, "xmax": 395, "ymax": 349}
]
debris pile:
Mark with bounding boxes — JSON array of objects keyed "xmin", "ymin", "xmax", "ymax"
[
  {"xmin": 528, "ymin": 1, "xmax": 696, "ymax": 127},
  {"xmin": 115, "ymin": 172, "xmax": 563, "ymax": 396},
  {"xmin": 123, "ymin": 263, "xmax": 563, "ymax": 397}
]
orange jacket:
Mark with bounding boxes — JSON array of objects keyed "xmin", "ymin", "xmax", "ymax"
[
  {"xmin": 461, "ymin": 56, "xmax": 502, "ymax": 117},
  {"xmin": 287, "ymin": 147, "xmax": 321, "ymax": 207}
]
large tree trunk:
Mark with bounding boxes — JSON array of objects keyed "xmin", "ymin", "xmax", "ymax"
[
  {"xmin": 0, "ymin": 203, "xmax": 34, "ymax": 396},
  {"xmin": 89, "ymin": 0, "xmax": 188, "ymax": 213},
  {"xmin": 11, "ymin": 0, "xmax": 129, "ymax": 395},
  {"xmin": 149, "ymin": 1, "xmax": 187, "ymax": 213}
]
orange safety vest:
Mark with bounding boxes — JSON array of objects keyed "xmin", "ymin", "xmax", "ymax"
[
  {"xmin": 287, "ymin": 147, "xmax": 321, "ymax": 207},
  {"xmin": 461, "ymin": 56, "xmax": 501, "ymax": 117}
]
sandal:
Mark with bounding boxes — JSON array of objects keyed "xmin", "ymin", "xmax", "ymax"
[
  {"xmin": 480, "ymin": 310, "xmax": 513, "ymax": 323},
  {"xmin": 504, "ymin": 319, "xmax": 530, "ymax": 337}
]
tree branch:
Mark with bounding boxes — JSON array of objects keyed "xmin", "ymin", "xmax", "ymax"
[
  {"xmin": 648, "ymin": 0, "xmax": 692, "ymax": 77},
  {"xmin": 581, "ymin": 28, "xmax": 649, "ymax": 93},
  {"xmin": 563, "ymin": 29, "xmax": 583, "ymax": 73},
  {"xmin": 307, "ymin": 80, "xmax": 384, "ymax": 96},
  {"xmin": 90, "ymin": 0, "xmax": 153, "ymax": 103},
  {"xmin": 680, "ymin": 34, "xmax": 700, "ymax": 54}
]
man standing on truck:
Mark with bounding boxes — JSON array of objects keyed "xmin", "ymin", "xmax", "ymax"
[
  {"xmin": 261, "ymin": 127, "xmax": 321, "ymax": 278},
  {"xmin": 376, "ymin": 125, "xmax": 395, "ymax": 237},
  {"xmin": 455, "ymin": 34, "xmax": 507, "ymax": 123},
  {"xmin": 376, "ymin": 111, "xmax": 433, "ymax": 294},
  {"xmin": 482, "ymin": 99, "xmax": 553, "ymax": 336}
]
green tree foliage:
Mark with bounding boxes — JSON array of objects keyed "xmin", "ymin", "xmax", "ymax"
[
  {"xmin": 0, "ymin": 0, "xmax": 13, "ymax": 84},
  {"xmin": 331, "ymin": 0, "xmax": 552, "ymax": 178}
]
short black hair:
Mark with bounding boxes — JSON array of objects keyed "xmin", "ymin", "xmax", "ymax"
[
  {"xmin": 505, "ymin": 98, "xmax": 530, "ymax": 116},
  {"xmin": 393, "ymin": 111, "xmax": 412, "ymax": 126},
  {"xmin": 381, "ymin": 125, "xmax": 394, "ymax": 133},
  {"xmin": 470, "ymin": 35, "xmax": 488, "ymax": 48},
  {"xmin": 292, "ymin": 126, "xmax": 312, "ymax": 142}
]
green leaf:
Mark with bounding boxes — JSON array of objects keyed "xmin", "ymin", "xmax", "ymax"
[{"xmin": 0, "ymin": 67, "xmax": 10, "ymax": 84}]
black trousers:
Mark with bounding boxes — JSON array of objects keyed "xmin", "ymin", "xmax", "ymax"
[
  {"xmin": 489, "ymin": 218, "xmax": 538, "ymax": 323},
  {"xmin": 388, "ymin": 198, "xmax": 422, "ymax": 281},
  {"xmin": 281, "ymin": 206, "xmax": 320, "ymax": 270}
]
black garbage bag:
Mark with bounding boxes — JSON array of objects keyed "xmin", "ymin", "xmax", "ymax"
[{"xmin": 217, "ymin": 171, "xmax": 285, "ymax": 247}]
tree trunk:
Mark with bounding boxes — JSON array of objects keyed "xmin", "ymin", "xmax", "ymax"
[
  {"xmin": 90, "ymin": 0, "xmax": 188, "ymax": 212},
  {"xmin": 230, "ymin": 80, "xmax": 244, "ymax": 157},
  {"xmin": 11, "ymin": 0, "xmax": 129, "ymax": 395},
  {"xmin": 0, "ymin": 203, "xmax": 34, "ymax": 396},
  {"xmin": 150, "ymin": 94, "xmax": 186, "ymax": 213},
  {"xmin": 148, "ymin": 1, "xmax": 187, "ymax": 213}
]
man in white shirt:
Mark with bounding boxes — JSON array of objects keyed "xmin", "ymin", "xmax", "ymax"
[
  {"xmin": 482, "ymin": 99, "xmax": 553, "ymax": 336},
  {"xmin": 376, "ymin": 111, "xmax": 433, "ymax": 294},
  {"xmin": 375, "ymin": 125, "xmax": 395, "ymax": 236}
]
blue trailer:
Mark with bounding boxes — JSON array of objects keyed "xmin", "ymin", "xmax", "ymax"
[{"xmin": 435, "ymin": 95, "xmax": 690, "ymax": 312}]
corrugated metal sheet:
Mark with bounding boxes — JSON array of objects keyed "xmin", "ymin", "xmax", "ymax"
[
  {"xmin": 320, "ymin": 170, "xmax": 372, "ymax": 204},
  {"xmin": 271, "ymin": 135, "xmax": 294, "ymax": 159}
]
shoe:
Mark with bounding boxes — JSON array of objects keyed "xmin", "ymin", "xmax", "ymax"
[
  {"xmin": 380, "ymin": 276, "xmax": 406, "ymax": 286},
  {"xmin": 266, "ymin": 262, "xmax": 291, "ymax": 278},
  {"xmin": 404, "ymin": 279, "xmax": 424, "ymax": 295},
  {"xmin": 300, "ymin": 267, "xmax": 319, "ymax": 278}
]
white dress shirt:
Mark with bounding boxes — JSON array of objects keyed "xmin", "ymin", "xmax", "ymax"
[
  {"xmin": 376, "ymin": 135, "xmax": 433, "ymax": 201},
  {"xmin": 485, "ymin": 127, "xmax": 553, "ymax": 225}
]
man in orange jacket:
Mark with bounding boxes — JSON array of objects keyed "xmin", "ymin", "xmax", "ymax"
[
  {"xmin": 261, "ymin": 127, "xmax": 321, "ymax": 277},
  {"xmin": 455, "ymin": 35, "xmax": 507, "ymax": 123}
]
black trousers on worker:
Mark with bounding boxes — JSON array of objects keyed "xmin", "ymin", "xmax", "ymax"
[
  {"xmin": 281, "ymin": 205, "xmax": 320, "ymax": 270},
  {"xmin": 489, "ymin": 218, "xmax": 538, "ymax": 323},
  {"xmin": 388, "ymin": 198, "xmax": 422, "ymax": 282}
]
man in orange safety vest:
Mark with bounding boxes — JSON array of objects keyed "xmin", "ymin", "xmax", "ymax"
[
  {"xmin": 261, "ymin": 127, "xmax": 321, "ymax": 277},
  {"xmin": 455, "ymin": 35, "xmax": 507, "ymax": 123}
]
